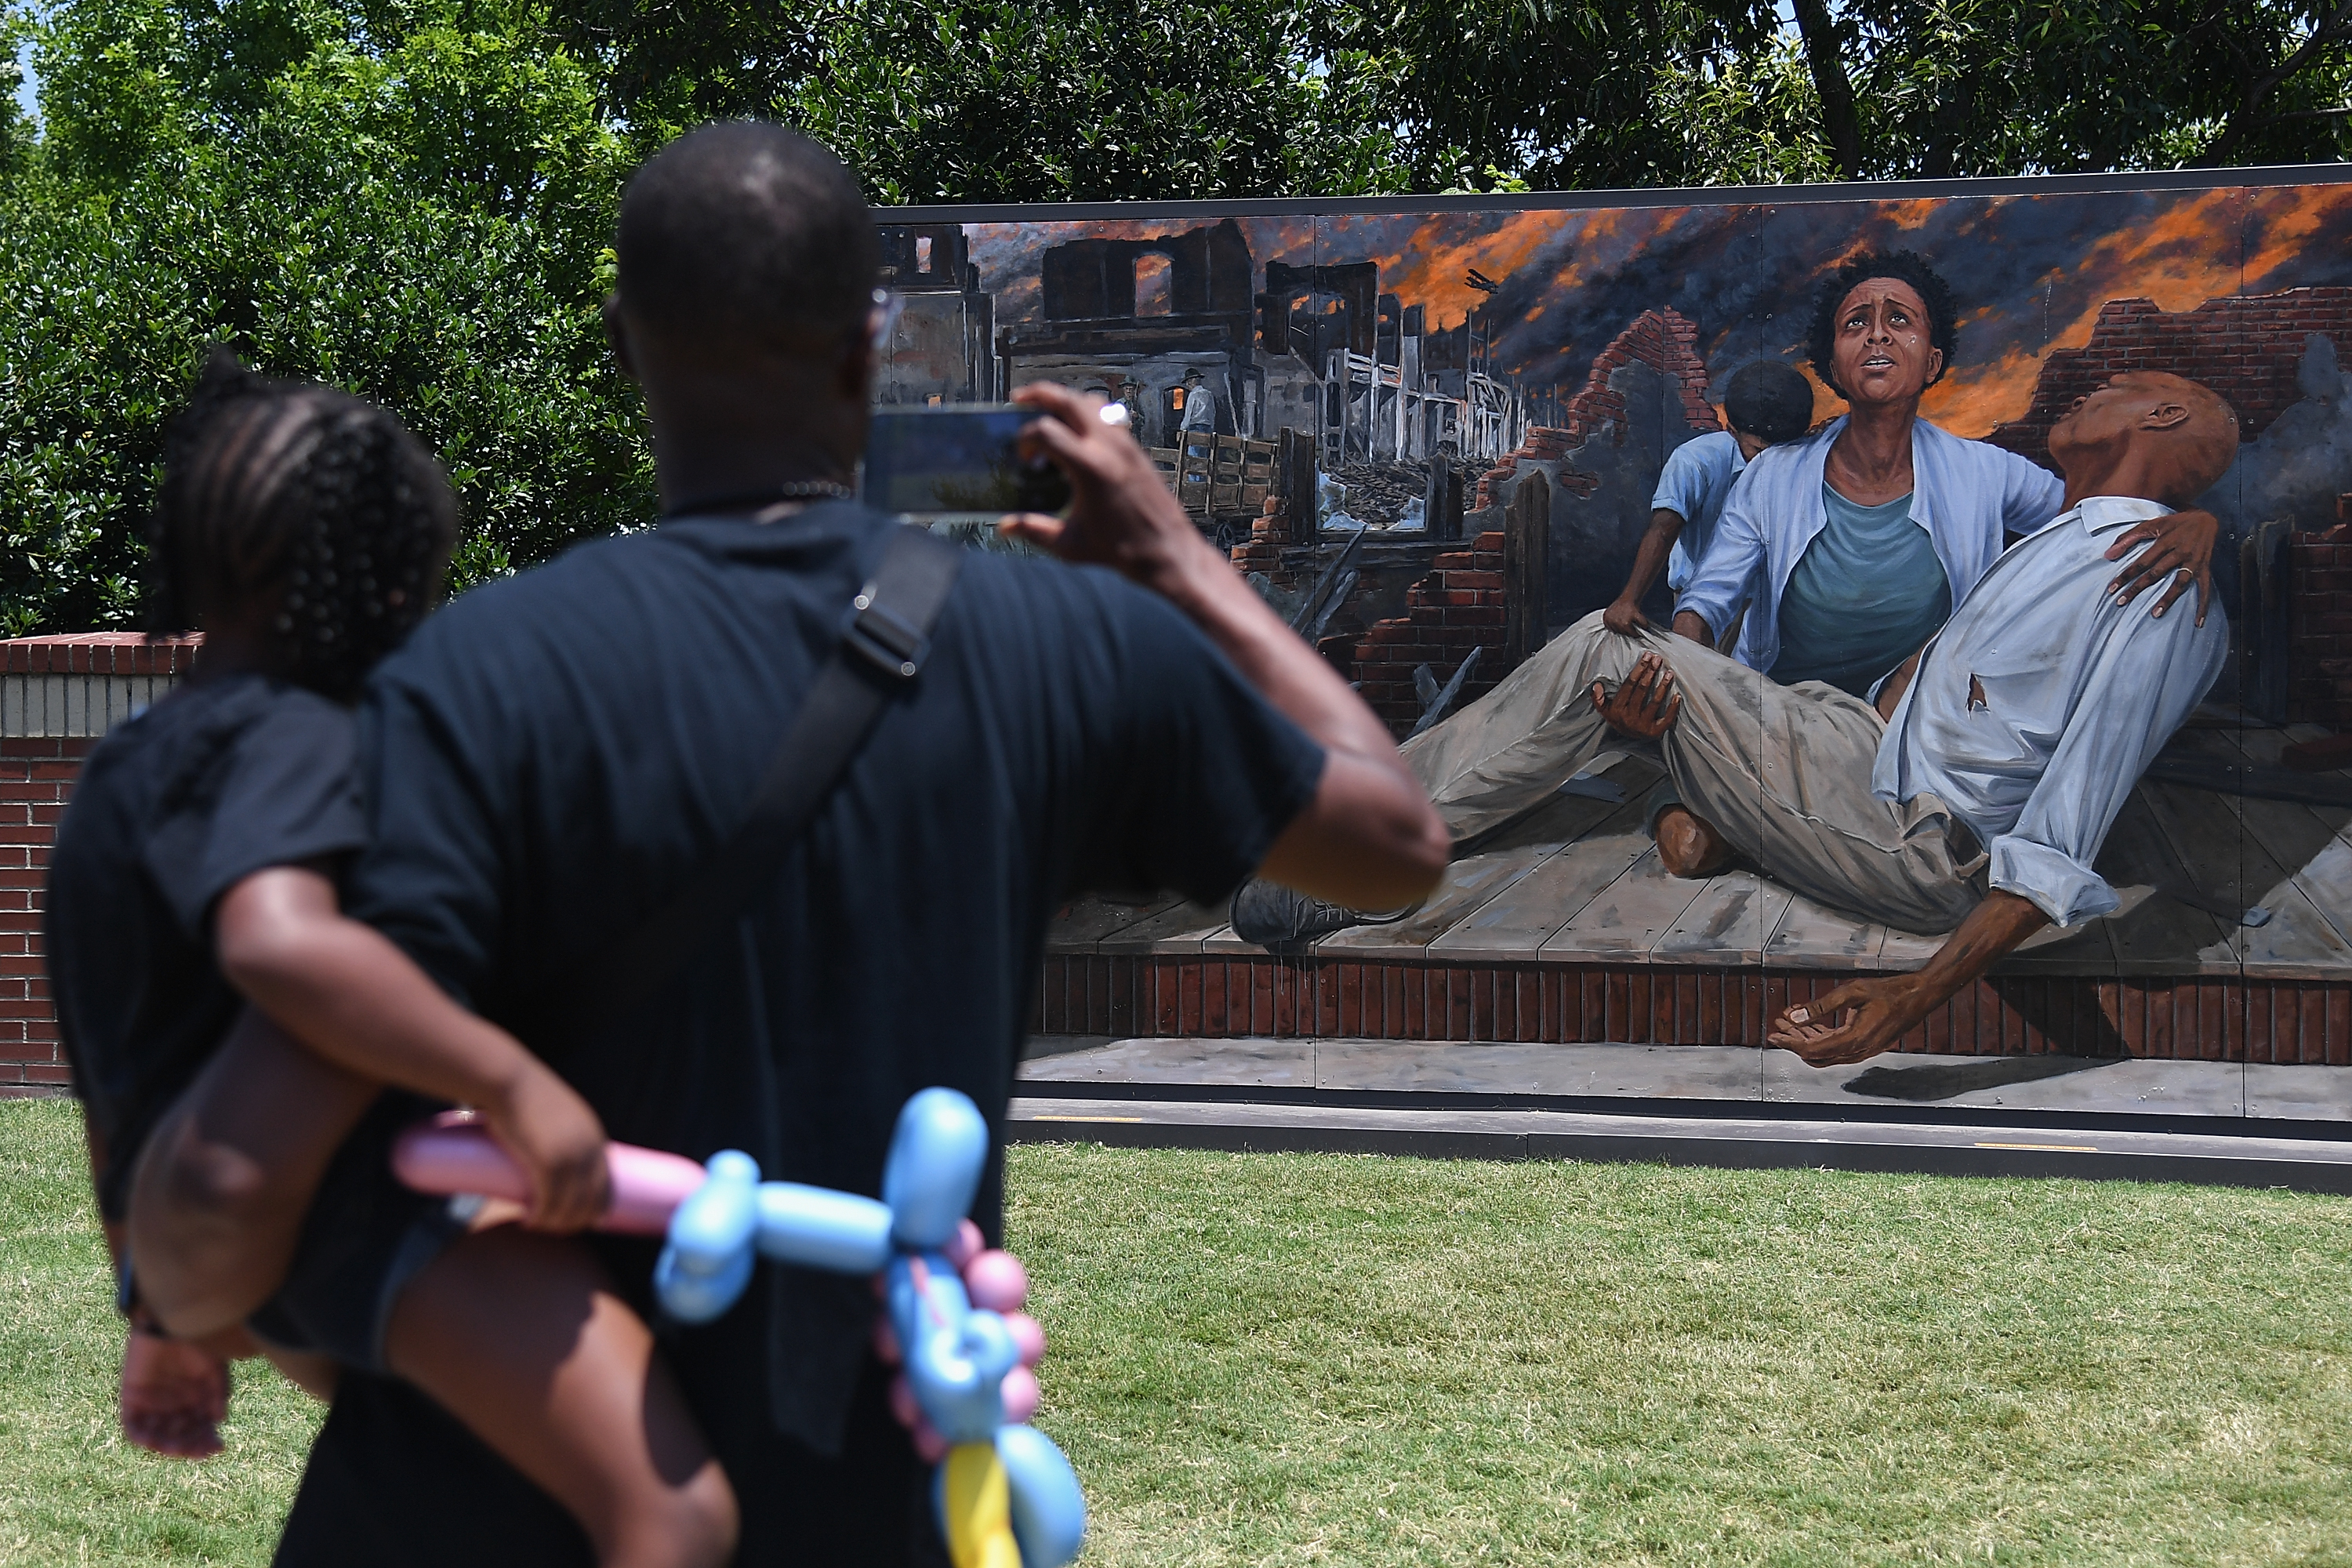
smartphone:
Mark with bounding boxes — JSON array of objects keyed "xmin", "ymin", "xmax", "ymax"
[{"xmin": 862, "ymin": 405, "xmax": 1073, "ymax": 520}]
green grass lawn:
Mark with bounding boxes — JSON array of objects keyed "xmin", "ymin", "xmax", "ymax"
[{"xmin": 6, "ymin": 1097, "xmax": 2352, "ymax": 1566}]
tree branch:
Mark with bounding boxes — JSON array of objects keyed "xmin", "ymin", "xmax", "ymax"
[{"xmin": 2194, "ymin": 0, "xmax": 2352, "ymax": 165}]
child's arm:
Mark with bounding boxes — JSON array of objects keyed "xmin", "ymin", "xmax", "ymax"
[
  {"xmin": 211, "ymin": 865, "xmax": 610, "ymax": 1232},
  {"xmin": 1603, "ymin": 507, "xmax": 1686, "ymax": 635}
]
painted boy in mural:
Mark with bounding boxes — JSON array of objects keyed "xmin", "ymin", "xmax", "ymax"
[
  {"xmin": 1405, "ymin": 370, "xmax": 2238, "ymax": 1065},
  {"xmin": 1602, "ymin": 358, "xmax": 1817, "ymax": 644}
]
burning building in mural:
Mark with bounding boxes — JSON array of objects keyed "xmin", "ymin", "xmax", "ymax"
[
  {"xmin": 873, "ymin": 223, "xmax": 1000, "ymax": 405},
  {"xmin": 875, "ymin": 216, "xmax": 1537, "ymax": 536}
]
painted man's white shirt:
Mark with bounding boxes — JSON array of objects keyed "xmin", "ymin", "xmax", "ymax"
[
  {"xmin": 1872, "ymin": 495, "xmax": 2229, "ymax": 927},
  {"xmin": 1677, "ymin": 416, "xmax": 2067, "ymax": 673},
  {"xmin": 1650, "ymin": 430, "xmax": 1746, "ymax": 591}
]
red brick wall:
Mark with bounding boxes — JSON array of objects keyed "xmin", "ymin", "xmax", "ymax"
[
  {"xmin": 3, "ymin": 634, "xmax": 199, "ymax": 679},
  {"xmin": 1, "ymin": 635, "xmax": 200, "ymax": 1092},
  {"xmin": 2, "ymin": 736, "xmax": 96, "ymax": 1091},
  {"xmin": 1227, "ymin": 497, "xmax": 1296, "ymax": 584},
  {"xmin": 1987, "ymin": 288, "xmax": 2352, "ymax": 463},
  {"xmin": 1349, "ymin": 531, "xmax": 1509, "ymax": 732},
  {"xmin": 2291, "ymin": 533, "xmax": 2352, "ymax": 727}
]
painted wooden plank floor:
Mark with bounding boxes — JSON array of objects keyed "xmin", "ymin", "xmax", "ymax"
[{"xmin": 1041, "ymin": 728, "xmax": 2352, "ymax": 981}]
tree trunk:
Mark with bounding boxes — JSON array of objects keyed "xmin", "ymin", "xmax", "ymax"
[{"xmin": 1789, "ymin": 0, "xmax": 1864, "ymax": 180}]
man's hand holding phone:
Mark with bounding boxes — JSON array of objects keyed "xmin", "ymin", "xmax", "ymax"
[{"xmin": 996, "ymin": 383, "xmax": 1219, "ymax": 600}]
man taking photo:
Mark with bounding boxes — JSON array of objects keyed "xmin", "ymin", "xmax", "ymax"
[{"xmin": 129, "ymin": 122, "xmax": 1446, "ymax": 1565}]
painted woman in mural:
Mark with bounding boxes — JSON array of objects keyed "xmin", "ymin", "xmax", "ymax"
[
  {"xmin": 1403, "ymin": 371, "xmax": 2239, "ymax": 1064},
  {"xmin": 1671, "ymin": 251, "xmax": 2223, "ymax": 696}
]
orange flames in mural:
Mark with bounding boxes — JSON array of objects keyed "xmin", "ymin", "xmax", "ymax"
[{"xmin": 951, "ymin": 181, "xmax": 2352, "ymax": 441}]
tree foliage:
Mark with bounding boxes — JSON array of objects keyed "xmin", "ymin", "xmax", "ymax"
[
  {"xmin": 2, "ymin": 0, "xmax": 644, "ymax": 635},
  {"xmin": 1319, "ymin": 0, "xmax": 2352, "ymax": 188},
  {"xmin": 547, "ymin": 0, "xmax": 1412, "ymax": 201},
  {"xmin": 2, "ymin": 0, "xmax": 2347, "ymax": 633}
]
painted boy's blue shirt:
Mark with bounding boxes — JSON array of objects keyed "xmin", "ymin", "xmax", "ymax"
[
  {"xmin": 1769, "ymin": 485, "xmax": 1951, "ymax": 697},
  {"xmin": 1650, "ymin": 430, "xmax": 1745, "ymax": 591},
  {"xmin": 1677, "ymin": 416, "xmax": 2067, "ymax": 673}
]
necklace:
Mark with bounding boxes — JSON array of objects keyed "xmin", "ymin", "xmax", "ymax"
[{"xmin": 664, "ymin": 478, "xmax": 855, "ymax": 519}]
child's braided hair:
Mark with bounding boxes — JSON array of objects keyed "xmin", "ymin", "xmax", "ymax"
[{"xmin": 149, "ymin": 350, "xmax": 459, "ymax": 701}]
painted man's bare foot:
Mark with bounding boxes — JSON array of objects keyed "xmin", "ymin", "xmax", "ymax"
[{"xmin": 1655, "ymin": 806, "xmax": 1731, "ymax": 878}]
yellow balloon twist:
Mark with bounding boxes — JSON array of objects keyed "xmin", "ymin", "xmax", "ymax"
[{"xmin": 942, "ymin": 1441, "xmax": 1024, "ymax": 1568}]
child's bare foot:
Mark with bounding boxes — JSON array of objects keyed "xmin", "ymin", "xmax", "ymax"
[{"xmin": 120, "ymin": 1330, "xmax": 229, "ymax": 1457}]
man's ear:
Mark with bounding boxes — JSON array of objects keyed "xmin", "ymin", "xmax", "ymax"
[
  {"xmin": 603, "ymin": 296, "xmax": 637, "ymax": 382},
  {"xmin": 1923, "ymin": 347, "xmax": 1946, "ymax": 387},
  {"xmin": 2140, "ymin": 399, "xmax": 2190, "ymax": 431}
]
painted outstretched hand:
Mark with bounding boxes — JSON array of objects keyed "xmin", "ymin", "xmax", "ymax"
[
  {"xmin": 1766, "ymin": 976, "xmax": 1923, "ymax": 1065},
  {"xmin": 1590, "ymin": 651, "xmax": 1682, "ymax": 741}
]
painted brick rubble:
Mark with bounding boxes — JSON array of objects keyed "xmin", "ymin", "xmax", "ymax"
[
  {"xmin": 1473, "ymin": 309, "xmax": 1715, "ymax": 510},
  {"xmin": 2291, "ymin": 530, "xmax": 2352, "ymax": 728},
  {"xmin": 1348, "ymin": 532, "xmax": 1510, "ymax": 732}
]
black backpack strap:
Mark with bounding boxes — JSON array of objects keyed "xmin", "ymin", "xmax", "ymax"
[{"xmin": 548, "ymin": 525, "xmax": 962, "ymax": 1034}]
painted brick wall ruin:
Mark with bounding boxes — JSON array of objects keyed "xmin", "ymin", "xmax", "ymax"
[
  {"xmin": 1348, "ymin": 532, "xmax": 1511, "ymax": 731},
  {"xmin": 1473, "ymin": 310, "xmax": 1715, "ymax": 510},
  {"xmin": 1988, "ymin": 288, "xmax": 2352, "ymax": 459}
]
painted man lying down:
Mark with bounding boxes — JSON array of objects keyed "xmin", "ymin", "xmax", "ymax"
[{"xmin": 1385, "ymin": 371, "xmax": 2234, "ymax": 1065}]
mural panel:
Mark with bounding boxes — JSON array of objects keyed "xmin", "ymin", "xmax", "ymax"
[{"xmin": 888, "ymin": 174, "xmax": 2352, "ymax": 1067}]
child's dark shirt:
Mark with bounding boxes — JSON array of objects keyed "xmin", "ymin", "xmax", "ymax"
[{"xmin": 46, "ymin": 673, "xmax": 366, "ymax": 1219}]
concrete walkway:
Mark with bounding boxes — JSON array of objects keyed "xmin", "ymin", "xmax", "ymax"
[{"xmin": 1012, "ymin": 1036, "xmax": 2352, "ymax": 1189}]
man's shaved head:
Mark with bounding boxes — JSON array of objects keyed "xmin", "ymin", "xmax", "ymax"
[
  {"xmin": 616, "ymin": 123, "xmax": 880, "ymax": 356},
  {"xmin": 2049, "ymin": 370, "xmax": 2239, "ymax": 505}
]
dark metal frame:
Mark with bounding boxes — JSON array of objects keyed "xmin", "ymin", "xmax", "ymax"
[{"xmin": 881, "ymin": 161, "xmax": 2352, "ymax": 225}]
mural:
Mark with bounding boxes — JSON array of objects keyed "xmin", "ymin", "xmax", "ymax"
[
  {"xmin": 883, "ymin": 184, "xmax": 2352, "ymax": 626},
  {"xmin": 880, "ymin": 175, "xmax": 2352, "ymax": 1067}
]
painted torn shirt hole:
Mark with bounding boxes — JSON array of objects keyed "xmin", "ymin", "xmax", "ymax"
[{"xmin": 1968, "ymin": 675, "xmax": 1988, "ymax": 711}]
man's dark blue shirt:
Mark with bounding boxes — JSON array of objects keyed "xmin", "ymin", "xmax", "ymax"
[{"xmin": 278, "ymin": 502, "xmax": 1323, "ymax": 1566}]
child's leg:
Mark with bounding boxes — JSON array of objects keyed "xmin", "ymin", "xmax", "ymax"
[
  {"xmin": 385, "ymin": 1226, "xmax": 739, "ymax": 1568},
  {"xmin": 125, "ymin": 1007, "xmax": 379, "ymax": 1338}
]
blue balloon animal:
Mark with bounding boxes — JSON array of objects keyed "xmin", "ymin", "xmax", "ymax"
[{"xmin": 654, "ymin": 1089, "xmax": 1085, "ymax": 1568}]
